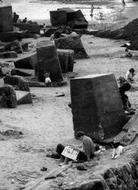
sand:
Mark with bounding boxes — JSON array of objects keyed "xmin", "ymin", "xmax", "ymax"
[
  {"xmin": 0, "ymin": 35, "xmax": 138, "ymax": 189},
  {"xmin": 0, "ymin": 0, "xmax": 138, "ymax": 189}
]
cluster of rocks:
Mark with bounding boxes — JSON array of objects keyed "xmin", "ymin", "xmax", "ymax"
[{"xmin": 0, "ymin": 4, "xmax": 89, "ymax": 108}]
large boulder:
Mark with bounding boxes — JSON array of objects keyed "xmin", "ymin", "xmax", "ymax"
[
  {"xmin": 0, "ymin": 5, "xmax": 13, "ymax": 32},
  {"xmin": 0, "ymin": 85, "xmax": 17, "ymax": 108},
  {"xmin": 70, "ymin": 73, "xmax": 127, "ymax": 140},
  {"xmin": 36, "ymin": 41, "xmax": 63, "ymax": 82},
  {"xmin": 55, "ymin": 36, "xmax": 88, "ymax": 59},
  {"xmin": 4, "ymin": 75, "xmax": 30, "ymax": 91}
]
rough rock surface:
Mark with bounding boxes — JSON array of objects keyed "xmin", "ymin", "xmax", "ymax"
[
  {"xmin": 4, "ymin": 75, "xmax": 30, "ymax": 91},
  {"xmin": 55, "ymin": 36, "xmax": 88, "ymax": 59},
  {"xmin": 0, "ymin": 85, "xmax": 17, "ymax": 108}
]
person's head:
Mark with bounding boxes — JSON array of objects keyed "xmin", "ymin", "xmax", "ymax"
[
  {"xmin": 129, "ymin": 68, "xmax": 135, "ymax": 76},
  {"xmin": 118, "ymin": 76, "xmax": 126, "ymax": 87},
  {"xmin": 76, "ymin": 131, "xmax": 85, "ymax": 141},
  {"xmin": 44, "ymin": 72, "xmax": 50, "ymax": 78},
  {"xmin": 56, "ymin": 144, "xmax": 64, "ymax": 155}
]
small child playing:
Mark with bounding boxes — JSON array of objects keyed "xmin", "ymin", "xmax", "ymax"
[{"xmin": 44, "ymin": 72, "xmax": 51, "ymax": 87}]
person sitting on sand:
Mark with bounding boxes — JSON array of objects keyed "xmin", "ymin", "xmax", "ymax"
[
  {"xmin": 44, "ymin": 72, "xmax": 51, "ymax": 87},
  {"xmin": 125, "ymin": 68, "xmax": 136, "ymax": 83},
  {"xmin": 76, "ymin": 131, "xmax": 95, "ymax": 161},
  {"xmin": 125, "ymin": 48, "xmax": 132, "ymax": 58}
]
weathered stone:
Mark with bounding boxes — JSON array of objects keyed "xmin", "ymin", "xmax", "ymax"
[
  {"xmin": 0, "ymin": 61, "xmax": 15, "ymax": 75},
  {"xmin": 16, "ymin": 91, "xmax": 32, "ymax": 105},
  {"xmin": 50, "ymin": 8, "xmax": 88, "ymax": 29},
  {"xmin": 11, "ymin": 69, "xmax": 31, "ymax": 77},
  {"xmin": 36, "ymin": 41, "xmax": 63, "ymax": 82},
  {"xmin": 14, "ymin": 53, "xmax": 37, "ymax": 69},
  {"xmin": 0, "ymin": 51, "xmax": 17, "ymax": 58},
  {"xmin": 55, "ymin": 36, "xmax": 88, "ymax": 59},
  {"xmin": 4, "ymin": 75, "xmax": 30, "ymax": 91},
  {"xmin": 70, "ymin": 73, "xmax": 127, "ymax": 140},
  {"xmin": 113, "ymin": 112, "xmax": 138, "ymax": 146},
  {"xmin": 57, "ymin": 49, "xmax": 74, "ymax": 73},
  {"xmin": 15, "ymin": 23, "xmax": 42, "ymax": 34},
  {"xmin": 0, "ymin": 31, "xmax": 28, "ymax": 42},
  {"xmin": 0, "ymin": 85, "xmax": 17, "ymax": 108},
  {"xmin": 4, "ymin": 40, "xmax": 23, "ymax": 53},
  {"xmin": 0, "ymin": 5, "xmax": 13, "ymax": 32},
  {"xmin": 44, "ymin": 27, "xmax": 58, "ymax": 37}
]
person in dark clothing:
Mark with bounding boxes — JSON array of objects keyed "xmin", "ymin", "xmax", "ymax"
[{"xmin": 118, "ymin": 77, "xmax": 131, "ymax": 110}]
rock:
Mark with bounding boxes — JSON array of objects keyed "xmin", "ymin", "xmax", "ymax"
[
  {"xmin": 11, "ymin": 69, "xmax": 32, "ymax": 77},
  {"xmin": 14, "ymin": 53, "xmax": 37, "ymax": 69},
  {"xmin": 4, "ymin": 75, "xmax": 30, "ymax": 91},
  {"xmin": 44, "ymin": 27, "xmax": 58, "ymax": 37},
  {"xmin": 16, "ymin": 91, "xmax": 32, "ymax": 105},
  {"xmin": 21, "ymin": 41, "xmax": 29, "ymax": 52},
  {"xmin": 0, "ymin": 51, "xmax": 17, "ymax": 58},
  {"xmin": 57, "ymin": 49, "xmax": 74, "ymax": 73},
  {"xmin": 0, "ymin": 61, "xmax": 15, "ymax": 75},
  {"xmin": 55, "ymin": 36, "xmax": 88, "ymax": 59},
  {"xmin": 70, "ymin": 73, "xmax": 127, "ymax": 140},
  {"xmin": 15, "ymin": 23, "xmax": 42, "ymax": 34},
  {"xmin": 36, "ymin": 40, "xmax": 63, "ymax": 82},
  {"xmin": 50, "ymin": 8, "xmax": 88, "ymax": 29},
  {"xmin": 0, "ymin": 5, "xmax": 13, "ymax": 32},
  {"xmin": 4, "ymin": 40, "xmax": 23, "ymax": 53},
  {"xmin": 0, "ymin": 31, "xmax": 28, "ymax": 42},
  {"xmin": 0, "ymin": 85, "xmax": 17, "ymax": 108}
]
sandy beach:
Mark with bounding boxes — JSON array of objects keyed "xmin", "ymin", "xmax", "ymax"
[{"xmin": 0, "ymin": 0, "xmax": 138, "ymax": 189}]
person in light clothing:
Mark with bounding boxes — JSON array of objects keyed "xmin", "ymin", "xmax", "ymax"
[{"xmin": 125, "ymin": 68, "xmax": 136, "ymax": 83}]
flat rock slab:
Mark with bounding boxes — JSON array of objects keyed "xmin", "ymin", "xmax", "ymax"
[{"xmin": 16, "ymin": 91, "xmax": 32, "ymax": 105}]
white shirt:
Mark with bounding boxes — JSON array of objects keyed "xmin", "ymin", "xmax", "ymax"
[
  {"xmin": 125, "ymin": 71, "xmax": 134, "ymax": 83},
  {"xmin": 45, "ymin": 77, "xmax": 51, "ymax": 84}
]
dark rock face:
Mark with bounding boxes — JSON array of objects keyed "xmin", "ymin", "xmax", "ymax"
[
  {"xmin": 57, "ymin": 49, "xmax": 74, "ymax": 73},
  {"xmin": 0, "ymin": 85, "xmax": 17, "ymax": 108},
  {"xmin": 55, "ymin": 36, "xmax": 88, "ymax": 59},
  {"xmin": 0, "ymin": 5, "xmax": 13, "ymax": 32},
  {"xmin": 14, "ymin": 53, "xmax": 37, "ymax": 70},
  {"xmin": 50, "ymin": 8, "xmax": 88, "ymax": 29},
  {"xmin": 0, "ymin": 51, "xmax": 17, "ymax": 58},
  {"xmin": 70, "ymin": 73, "xmax": 126, "ymax": 140},
  {"xmin": 36, "ymin": 41, "xmax": 63, "ymax": 82},
  {"xmin": 4, "ymin": 75, "xmax": 30, "ymax": 91}
]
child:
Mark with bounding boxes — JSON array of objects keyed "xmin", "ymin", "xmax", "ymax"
[
  {"xmin": 111, "ymin": 143, "xmax": 124, "ymax": 159},
  {"xmin": 44, "ymin": 72, "xmax": 51, "ymax": 87}
]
